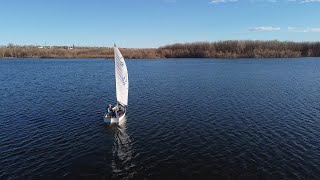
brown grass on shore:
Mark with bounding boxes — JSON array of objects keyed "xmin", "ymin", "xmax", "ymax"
[{"xmin": 1, "ymin": 40, "xmax": 320, "ymax": 59}]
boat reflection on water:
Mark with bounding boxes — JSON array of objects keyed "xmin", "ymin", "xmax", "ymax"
[{"xmin": 110, "ymin": 117, "xmax": 137, "ymax": 178}]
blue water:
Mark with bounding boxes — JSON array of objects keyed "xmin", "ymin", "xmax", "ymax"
[{"xmin": 1, "ymin": 58, "xmax": 320, "ymax": 179}]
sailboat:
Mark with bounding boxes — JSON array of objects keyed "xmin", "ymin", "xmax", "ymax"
[{"xmin": 104, "ymin": 44, "xmax": 129, "ymax": 124}]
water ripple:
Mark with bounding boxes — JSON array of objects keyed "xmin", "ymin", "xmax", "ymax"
[{"xmin": 1, "ymin": 58, "xmax": 320, "ymax": 179}]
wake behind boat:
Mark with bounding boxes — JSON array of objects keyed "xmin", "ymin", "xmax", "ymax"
[{"xmin": 104, "ymin": 44, "xmax": 129, "ymax": 124}]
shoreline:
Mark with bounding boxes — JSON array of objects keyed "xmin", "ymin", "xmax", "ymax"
[
  {"xmin": 1, "ymin": 40, "xmax": 320, "ymax": 59},
  {"xmin": 1, "ymin": 57, "xmax": 319, "ymax": 60}
]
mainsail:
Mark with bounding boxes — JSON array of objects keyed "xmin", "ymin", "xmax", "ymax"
[{"xmin": 114, "ymin": 45, "xmax": 129, "ymax": 106}]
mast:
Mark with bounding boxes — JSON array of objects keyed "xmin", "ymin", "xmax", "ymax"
[{"xmin": 114, "ymin": 44, "xmax": 118, "ymax": 107}]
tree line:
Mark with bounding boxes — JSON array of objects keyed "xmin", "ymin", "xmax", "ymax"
[{"xmin": 1, "ymin": 40, "xmax": 320, "ymax": 59}]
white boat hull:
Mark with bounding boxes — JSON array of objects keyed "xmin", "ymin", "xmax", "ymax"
[{"xmin": 104, "ymin": 113, "xmax": 126, "ymax": 124}]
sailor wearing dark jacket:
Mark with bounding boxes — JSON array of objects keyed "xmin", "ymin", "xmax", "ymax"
[{"xmin": 107, "ymin": 104, "xmax": 114, "ymax": 116}]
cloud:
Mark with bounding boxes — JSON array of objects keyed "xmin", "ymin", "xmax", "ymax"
[
  {"xmin": 304, "ymin": 28, "xmax": 320, "ymax": 32},
  {"xmin": 288, "ymin": 0, "xmax": 320, "ymax": 3},
  {"xmin": 163, "ymin": 0, "xmax": 176, "ymax": 3},
  {"xmin": 210, "ymin": 0, "xmax": 320, "ymax": 4},
  {"xmin": 288, "ymin": 27, "xmax": 305, "ymax": 32},
  {"xmin": 301, "ymin": 0, "xmax": 320, "ymax": 3},
  {"xmin": 210, "ymin": 0, "xmax": 238, "ymax": 4},
  {"xmin": 254, "ymin": 0, "xmax": 320, "ymax": 2},
  {"xmin": 249, "ymin": 26, "xmax": 281, "ymax": 32},
  {"xmin": 288, "ymin": 27, "xmax": 320, "ymax": 32},
  {"xmin": 288, "ymin": 27, "xmax": 296, "ymax": 31}
]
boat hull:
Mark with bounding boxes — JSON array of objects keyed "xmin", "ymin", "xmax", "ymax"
[{"xmin": 104, "ymin": 113, "xmax": 126, "ymax": 124}]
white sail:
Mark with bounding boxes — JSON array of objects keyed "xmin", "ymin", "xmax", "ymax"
[{"xmin": 114, "ymin": 45, "xmax": 129, "ymax": 106}]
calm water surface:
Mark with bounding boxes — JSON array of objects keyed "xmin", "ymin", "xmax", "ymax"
[{"xmin": 1, "ymin": 58, "xmax": 320, "ymax": 179}]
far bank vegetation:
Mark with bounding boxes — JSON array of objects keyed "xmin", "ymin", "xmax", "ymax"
[{"xmin": 1, "ymin": 40, "xmax": 320, "ymax": 59}]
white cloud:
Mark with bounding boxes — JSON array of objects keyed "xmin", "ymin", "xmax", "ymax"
[
  {"xmin": 249, "ymin": 0, "xmax": 278, "ymax": 2},
  {"xmin": 288, "ymin": 27, "xmax": 320, "ymax": 32},
  {"xmin": 301, "ymin": 0, "xmax": 320, "ymax": 3},
  {"xmin": 210, "ymin": 0, "xmax": 320, "ymax": 4},
  {"xmin": 249, "ymin": 26, "xmax": 281, "ymax": 32},
  {"xmin": 304, "ymin": 28, "xmax": 320, "ymax": 32},
  {"xmin": 210, "ymin": 0, "xmax": 238, "ymax": 4},
  {"xmin": 164, "ymin": 0, "xmax": 176, "ymax": 3},
  {"xmin": 287, "ymin": 27, "xmax": 304, "ymax": 32}
]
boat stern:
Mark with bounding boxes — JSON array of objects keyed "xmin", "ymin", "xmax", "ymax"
[
  {"xmin": 104, "ymin": 113, "xmax": 127, "ymax": 124},
  {"xmin": 104, "ymin": 114, "xmax": 119, "ymax": 124}
]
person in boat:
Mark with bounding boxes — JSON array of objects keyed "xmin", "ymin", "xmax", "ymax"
[
  {"xmin": 112, "ymin": 105, "xmax": 120, "ymax": 115},
  {"xmin": 107, "ymin": 104, "xmax": 115, "ymax": 117}
]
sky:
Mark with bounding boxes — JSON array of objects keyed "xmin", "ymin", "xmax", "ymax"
[{"xmin": 0, "ymin": 0, "xmax": 320, "ymax": 48}]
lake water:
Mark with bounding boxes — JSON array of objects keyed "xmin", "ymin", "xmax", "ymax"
[{"xmin": 1, "ymin": 58, "xmax": 320, "ymax": 179}]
